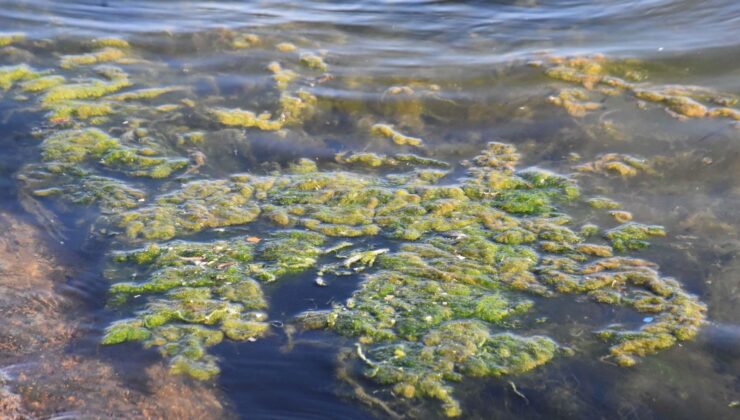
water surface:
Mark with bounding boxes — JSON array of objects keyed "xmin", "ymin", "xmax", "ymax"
[{"xmin": 0, "ymin": 1, "xmax": 738, "ymax": 419}]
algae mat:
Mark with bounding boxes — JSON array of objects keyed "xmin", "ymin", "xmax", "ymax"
[{"xmin": 1, "ymin": 27, "xmax": 730, "ymax": 418}]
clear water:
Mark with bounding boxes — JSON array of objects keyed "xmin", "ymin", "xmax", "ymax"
[{"xmin": 0, "ymin": 1, "xmax": 738, "ymax": 419}]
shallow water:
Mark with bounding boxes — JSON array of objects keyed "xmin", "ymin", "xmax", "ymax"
[{"xmin": 0, "ymin": 1, "xmax": 738, "ymax": 419}]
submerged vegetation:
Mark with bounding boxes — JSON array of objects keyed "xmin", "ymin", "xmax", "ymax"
[
  {"xmin": 540, "ymin": 54, "xmax": 740, "ymax": 121},
  {"xmin": 1, "ymin": 32, "xmax": 712, "ymax": 418}
]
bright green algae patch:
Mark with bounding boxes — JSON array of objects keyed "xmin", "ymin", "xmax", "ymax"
[
  {"xmin": 0, "ymin": 64, "xmax": 43, "ymax": 90},
  {"xmin": 38, "ymin": 128, "xmax": 188, "ymax": 178},
  {"xmin": 0, "ymin": 32, "xmax": 25, "ymax": 47},
  {"xmin": 89, "ymin": 141, "xmax": 704, "ymax": 415},
  {"xmin": 102, "ymin": 231, "xmax": 330, "ymax": 379}
]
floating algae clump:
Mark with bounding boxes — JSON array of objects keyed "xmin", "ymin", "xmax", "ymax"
[
  {"xmin": 335, "ymin": 151, "xmax": 449, "ymax": 169},
  {"xmin": 371, "ymin": 123, "xmax": 424, "ymax": 147},
  {"xmin": 38, "ymin": 128, "xmax": 187, "ymax": 178},
  {"xmin": 279, "ymin": 90, "xmax": 318, "ymax": 126},
  {"xmin": 0, "ymin": 32, "xmax": 25, "ymax": 47},
  {"xmin": 276, "ymin": 42, "xmax": 297, "ymax": 52},
  {"xmin": 209, "ymin": 107, "xmax": 283, "ymax": 131},
  {"xmin": 91, "ymin": 37, "xmax": 131, "ymax": 49},
  {"xmin": 605, "ymin": 222, "xmax": 666, "ymax": 251},
  {"xmin": 40, "ymin": 77, "xmax": 131, "ymax": 105},
  {"xmin": 106, "ymin": 86, "xmax": 181, "ymax": 101},
  {"xmin": 299, "ymin": 53, "xmax": 328, "ymax": 71},
  {"xmin": 267, "ymin": 61, "xmax": 298, "ymax": 90},
  {"xmin": 117, "ymin": 178, "xmax": 261, "ymax": 241},
  {"xmin": 33, "ymin": 175, "xmax": 146, "ymax": 211},
  {"xmin": 231, "ymin": 33, "xmax": 261, "ymax": 49},
  {"xmin": 60, "ymin": 47, "xmax": 127, "ymax": 68},
  {"xmin": 19, "ymin": 75, "xmax": 65, "ymax": 92},
  {"xmin": 287, "ymin": 143, "xmax": 705, "ymax": 416},
  {"xmin": 46, "ymin": 100, "xmax": 115, "ymax": 121},
  {"xmin": 542, "ymin": 53, "xmax": 740, "ymax": 121},
  {"xmin": 0, "ymin": 64, "xmax": 41, "ymax": 90},
  {"xmin": 103, "ymin": 239, "xmax": 269, "ymax": 379},
  {"xmin": 574, "ymin": 153, "xmax": 654, "ymax": 178},
  {"xmin": 97, "ymin": 141, "xmax": 707, "ymax": 416},
  {"xmin": 102, "ymin": 231, "xmax": 332, "ymax": 378}
]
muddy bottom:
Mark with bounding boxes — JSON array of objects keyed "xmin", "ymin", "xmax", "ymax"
[{"xmin": 0, "ymin": 211, "xmax": 229, "ymax": 419}]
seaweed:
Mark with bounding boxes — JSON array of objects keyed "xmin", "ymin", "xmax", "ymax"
[
  {"xmin": 60, "ymin": 47, "xmax": 128, "ymax": 69},
  {"xmin": 371, "ymin": 124, "xmax": 424, "ymax": 147},
  {"xmin": 542, "ymin": 53, "xmax": 740, "ymax": 122}
]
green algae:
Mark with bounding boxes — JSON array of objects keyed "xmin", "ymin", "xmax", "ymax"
[
  {"xmin": 91, "ymin": 37, "xmax": 131, "ymax": 49},
  {"xmin": 605, "ymin": 222, "xmax": 666, "ymax": 251},
  {"xmin": 0, "ymin": 64, "xmax": 41, "ymax": 90},
  {"xmin": 41, "ymin": 135, "xmax": 701, "ymax": 415},
  {"xmin": 279, "ymin": 90, "xmax": 318, "ymax": 125},
  {"xmin": 299, "ymin": 53, "xmax": 328, "ymax": 71},
  {"xmin": 46, "ymin": 100, "xmax": 115, "ymax": 121},
  {"xmin": 250, "ymin": 230, "xmax": 326, "ymax": 281},
  {"xmin": 33, "ymin": 175, "xmax": 146, "ymax": 211},
  {"xmin": 38, "ymin": 128, "xmax": 187, "ymax": 178},
  {"xmin": 41, "ymin": 128, "xmax": 120, "ymax": 164},
  {"xmin": 336, "ymin": 151, "xmax": 449, "ymax": 169},
  {"xmin": 574, "ymin": 153, "xmax": 654, "ymax": 178},
  {"xmin": 103, "ymin": 239, "xmax": 269, "ymax": 378},
  {"xmin": 106, "ymin": 86, "xmax": 181, "ymax": 101},
  {"xmin": 276, "ymin": 42, "xmax": 297, "ymax": 52},
  {"xmin": 542, "ymin": 53, "xmax": 740, "ymax": 122},
  {"xmin": 117, "ymin": 179, "xmax": 260, "ymax": 241},
  {"xmin": 60, "ymin": 47, "xmax": 127, "ymax": 69},
  {"xmin": 231, "ymin": 33, "xmax": 261, "ymax": 49},
  {"xmin": 0, "ymin": 32, "xmax": 25, "ymax": 47},
  {"xmin": 19, "ymin": 75, "xmax": 65, "ymax": 93},
  {"xmin": 40, "ymin": 78, "xmax": 131, "ymax": 106},
  {"xmin": 210, "ymin": 107, "xmax": 283, "ymax": 131},
  {"xmin": 267, "ymin": 61, "xmax": 298, "ymax": 90},
  {"xmin": 587, "ymin": 196, "xmax": 621, "ymax": 209},
  {"xmin": 371, "ymin": 123, "xmax": 424, "ymax": 147}
]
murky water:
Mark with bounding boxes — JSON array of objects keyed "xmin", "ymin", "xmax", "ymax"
[{"xmin": 0, "ymin": 1, "xmax": 738, "ymax": 419}]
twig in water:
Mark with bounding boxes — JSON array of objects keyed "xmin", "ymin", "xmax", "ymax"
[{"xmin": 509, "ymin": 381, "xmax": 529, "ymax": 405}]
